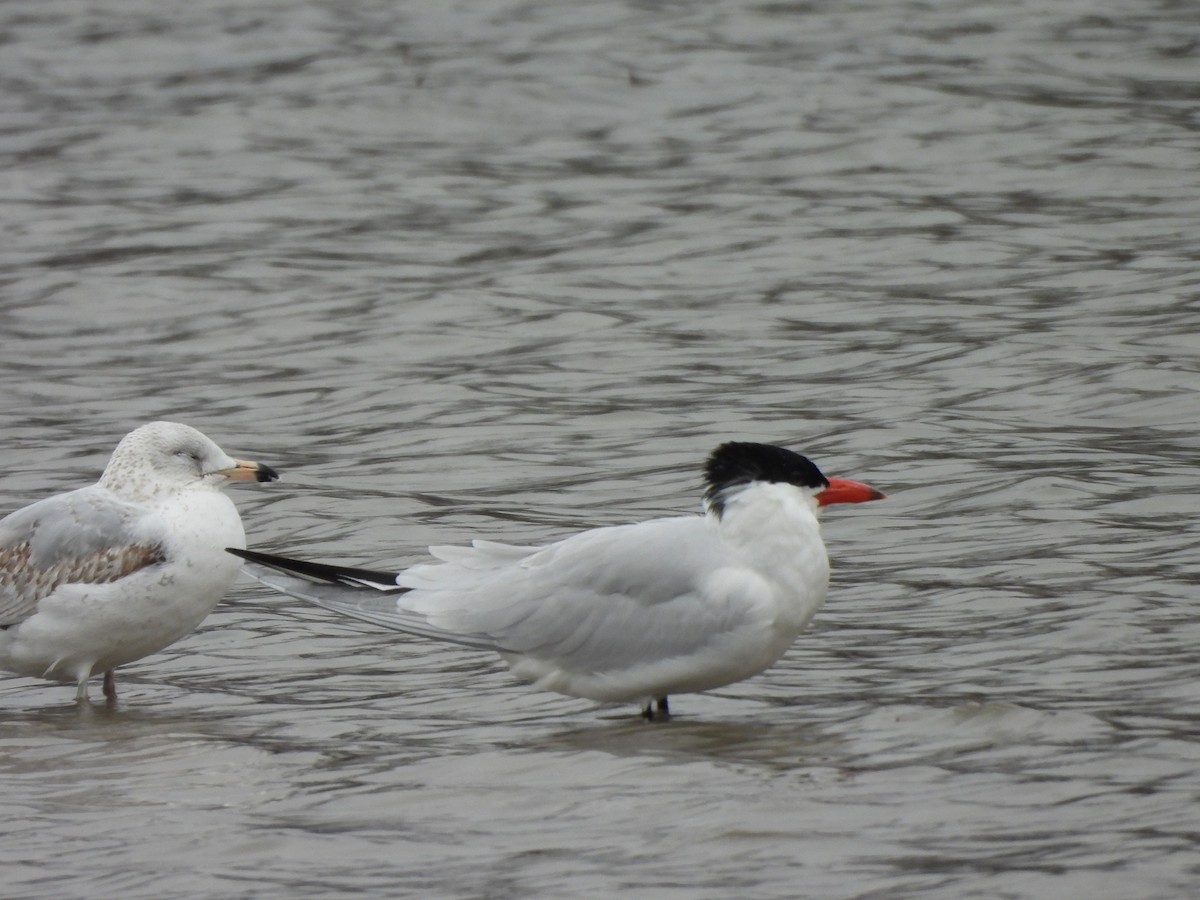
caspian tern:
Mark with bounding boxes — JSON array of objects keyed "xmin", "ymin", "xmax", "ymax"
[
  {"xmin": 230, "ymin": 442, "xmax": 883, "ymax": 718},
  {"xmin": 0, "ymin": 422, "xmax": 279, "ymax": 702}
]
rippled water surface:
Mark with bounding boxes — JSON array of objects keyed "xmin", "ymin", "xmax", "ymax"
[{"xmin": 3, "ymin": 0, "xmax": 1199, "ymax": 896}]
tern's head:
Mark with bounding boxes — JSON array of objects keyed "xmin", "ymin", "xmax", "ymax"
[
  {"xmin": 100, "ymin": 421, "xmax": 278, "ymax": 501},
  {"xmin": 703, "ymin": 442, "xmax": 883, "ymax": 518}
]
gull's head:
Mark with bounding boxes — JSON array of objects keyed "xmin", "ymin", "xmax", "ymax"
[
  {"xmin": 100, "ymin": 421, "xmax": 279, "ymax": 500},
  {"xmin": 703, "ymin": 442, "xmax": 884, "ymax": 519}
]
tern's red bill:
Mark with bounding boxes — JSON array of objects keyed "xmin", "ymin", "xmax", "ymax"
[{"xmin": 818, "ymin": 477, "xmax": 886, "ymax": 506}]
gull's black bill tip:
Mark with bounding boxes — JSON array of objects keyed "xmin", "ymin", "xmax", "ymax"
[{"xmin": 256, "ymin": 464, "xmax": 280, "ymax": 483}]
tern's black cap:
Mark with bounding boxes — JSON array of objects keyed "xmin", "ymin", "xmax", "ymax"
[{"xmin": 703, "ymin": 442, "xmax": 827, "ymax": 516}]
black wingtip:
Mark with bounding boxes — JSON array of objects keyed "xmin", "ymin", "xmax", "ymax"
[{"xmin": 227, "ymin": 547, "xmax": 402, "ymax": 589}]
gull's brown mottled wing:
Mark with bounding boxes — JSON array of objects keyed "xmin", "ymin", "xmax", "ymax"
[{"xmin": 0, "ymin": 486, "xmax": 166, "ymax": 627}]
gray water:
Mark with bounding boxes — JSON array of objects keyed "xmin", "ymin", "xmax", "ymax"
[{"xmin": 2, "ymin": 0, "xmax": 1199, "ymax": 896}]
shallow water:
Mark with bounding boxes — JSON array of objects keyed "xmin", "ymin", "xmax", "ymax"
[{"xmin": 2, "ymin": 0, "xmax": 1200, "ymax": 896}]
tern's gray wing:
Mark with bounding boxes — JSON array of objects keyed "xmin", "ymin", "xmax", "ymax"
[
  {"xmin": 238, "ymin": 517, "xmax": 761, "ymax": 670},
  {"xmin": 399, "ymin": 518, "xmax": 760, "ymax": 669},
  {"xmin": 0, "ymin": 486, "xmax": 165, "ymax": 627}
]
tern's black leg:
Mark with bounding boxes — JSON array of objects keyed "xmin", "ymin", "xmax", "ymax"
[
  {"xmin": 102, "ymin": 669, "xmax": 118, "ymax": 703},
  {"xmin": 641, "ymin": 696, "xmax": 670, "ymax": 721}
]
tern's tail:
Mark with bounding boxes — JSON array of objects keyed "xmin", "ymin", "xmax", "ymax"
[{"xmin": 227, "ymin": 547, "xmax": 499, "ymax": 651}]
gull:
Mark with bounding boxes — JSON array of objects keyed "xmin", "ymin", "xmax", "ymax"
[
  {"xmin": 231, "ymin": 442, "xmax": 883, "ymax": 718},
  {"xmin": 0, "ymin": 421, "xmax": 278, "ymax": 702}
]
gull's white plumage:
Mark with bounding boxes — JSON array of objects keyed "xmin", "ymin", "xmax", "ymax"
[
  {"xmin": 234, "ymin": 442, "xmax": 883, "ymax": 716},
  {"xmin": 0, "ymin": 421, "xmax": 278, "ymax": 702}
]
